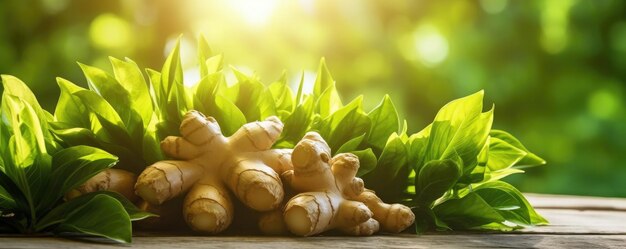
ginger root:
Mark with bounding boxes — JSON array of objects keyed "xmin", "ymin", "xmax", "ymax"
[
  {"xmin": 134, "ymin": 110, "xmax": 292, "ymax": 234},
  {"xmin": 65, "ymin": 168, "xmax": 138, "ymax": 203},
  {"xmin": 279, "ymin": 132, "xmax": 415, "ymax": 236}
]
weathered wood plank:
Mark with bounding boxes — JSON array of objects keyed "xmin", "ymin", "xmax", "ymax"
[
  {"xmin": 1, "ymin": 234, "xmax": 625, "ymax": 249},
  {"xmin": 524, "ymin": 209, "xmax": 626, "ymax": 234},
  {"xmin": 526, "ymin": 194, "xmax": 626, "ymax": 211}
]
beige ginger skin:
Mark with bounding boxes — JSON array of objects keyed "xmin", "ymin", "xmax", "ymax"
[
  {"xmin": 278, "ymin": 132, "xmax": 415, "ymax": 236},
  {"xmin": 134, "ymin": 110, "xmax": 292, "ymax": 234}
]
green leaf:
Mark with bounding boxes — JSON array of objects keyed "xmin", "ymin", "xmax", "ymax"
[
  {"xmin": 197, "ymin": 35, "xmax": 213, "ymax": 78},
  {"xmin": 1, "ymin": 75, "xmax": 51, "ymax": 140},
  {"xmin": 487, "ymin": 137, "xmax": 527, "ymax": 171},
  {"xmin": 55, "ymin": 78, "xmax": 91, "ymax": 128},
  {"xmin": 490, "ymin": 130, "xmax": 546, "ymax": 168},
  {"xmin": 278, "ymin": 96, "xmax": 315, "ymax": 147},
  {"xmin": 367, "ymin": 95, "xmax": 399, "ymax": 152},
  {"xmin": 425, "ymin": 91, "xmax": 490, "ymax": 168},
  {"xmin": 161, "ymin": 37, "xmax": 183, "ymax": 93},
  {"xmin": 316, "ymin": 82, "xmax": 343, "ymax": 118},
  {"xmin": 475, "ymin": 181, "xmax": 548, "ymax": 226},
  {"xmin": 294, "ymin": 72, "xmax": 305, "ymax": 106},
  {"xmin": 351, "ymin": 148, "xmax": 377, "ymax": 177},
  {"xmin": 195, "ymin": 73, "xmax": 223, "ymax": 104},
  {"xmin": 315, "ymin": 96, "xmax": 371, "ymax": 152},
  {"xmin": 484, "ymin": 168, "xmax": 525, "ymax": 182},
  {"xmin": 50, "ymin": 146, "xmax": 118, "ymax": 196},
  {"xmin": 362, "ymin": 133, "xmax": 408, "ymax": 202},
  {"xmin": 0, "ymin": 184, "xmax": 16, "ymax": 210},
  {"xmin": 206, "ymin": 54, "xmax": 224, "ymax": 75},
  {"xmin": 433, "ymin": 192, "xmax": 505, "ymax": 229},
  {"xmin": 54, "ymin": 194, "xmax": 132, "ymax": 243},
  {"xmin": 407, "ymin": 124, "xmax": 431, "ymax": 172},
  {"xmin": 415, "ymin": 159, "xmax": 462, "ymax": 206},
  {"xmin": 110, "ymin": 57, "xmax": 153, "ymax": 127},
  {"xmin": 37, "ymin": 191, "xmax": 154, "ymax": 232},
  {"xmin": 269, "ymin": 75, "xmax": 294, "ymax": 114},
  {"xmin": 78, "ymin": 63, "xmax": 134, "ymax": 129},
  {"xmin": 213, "ymin": 94, "xmax": 247, "ymax": 136},
  {"xmin": 229, "ymin": 68, "xmax": 272, "ymax": 121},
  {"xmin": 336, "ymin": 133, "xmax": 366, "ymax": 154},
  {"xmin": 146, "ymin": 68, "xmax": 164, "ymax": 116},
  {"xmin": 313, "ymin": 58, "xmax": 334, "ymax": 97}
]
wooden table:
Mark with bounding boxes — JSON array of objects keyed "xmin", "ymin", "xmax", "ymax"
[{"xmin": 2, "ymin": 194, "xmax": 625, "ymax": 248}]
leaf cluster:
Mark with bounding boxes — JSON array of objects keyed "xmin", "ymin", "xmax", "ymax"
[{"xmin": 0, "ymin": 76, "xmax": 152, "ymax": 242}]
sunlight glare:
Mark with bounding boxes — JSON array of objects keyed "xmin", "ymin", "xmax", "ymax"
[
  {"xmin": 227, "ymin": 0, "xmax": 280, "ymax": 26},
  {"xmin": 413, "ymin": 25, "xmax": 449, "ymax": 67}
]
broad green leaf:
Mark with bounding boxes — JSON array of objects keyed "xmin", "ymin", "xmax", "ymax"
[
  {"xmin": 367, "ymin": 95, "xmax": 400, "ymax": 152},
  {"xmin": 278, "ymin": 96, "xmax": 315, "ymax": 147},
  {"xmin": 0, "ymin": 184, "xmax": 16, "ymax": 210},
  {"xmin": 444, "ymin": 107, "xmax": 493, "ymax": 174},
  {"xmin": 165, "ymin": 80, "xmax": 191, "ymax": 124},
  {"xmin": 206, "ymin": 54, "xmax": 224, "ymax": 75},
  {"xmin": 78, "ymin": 63, "xmax": 134, "ymax": 129},
  {"xmin": 269, "ymin": 75, "xmax": 294, "ymax": 113},
  {"xmin": 490, "ymin": 130, "xmax": 546, "ymax": 167},
  {"xmin": 55, "ymin": 78, "xmax": 91, "ymax": 128},
  {"xmin": 484, "ymin": 168, "xmax": 525, "ymax": 182},
  {"xmin": 110, "ymin": 57, "xmax": 153, "ymax": 126},
  {"xmin": 73, "ymin": 91, "xmax": 132, "ymax": 146},
  {"xmin": 229, "ymin": 68, "xmax": 269, "ymax": 121},
  {"xmin": 313, "ymin": 58, "xmax": 334, "ymax": 97},
  {"xmin": 1, "ymin": 75, "xmax": 50, "ymax": 139},
  {"xmin": 487, "ymin": 137, "xmax": 527, "ymax": 171},
  {"xmin": 142, "ymin": 129, "xmax": 163, "ymax": 164},
  {"xmin": 315, "ymin": 96, "xmax": 371, "ymax": 152},
  {"xmin": 55, "ymin": 194, "xmax": 132, "ymax": 243},
  {"xmin": 0, "ymin": 170, "xmax": 30, "ymax": 213},
  {"xmin": 195, "ymin": 73, "xmax": 224, "ymax": 104},
  {"xmin": 49, "ymin": 125, "xmax": 100, "ymax": 148},
  {"xmin": 37, "ymin": 191, "xmax": 154, "ymax": 231},
  {"xmin": 425, "ymin": 90, "xmax": 485, "ymax": 164},
  {"xmin": 336, "ymin": 133, "xmax": 366, "ymax": 154},
  {"xmin": 407, "ymin": 124, "xmax": 431, "ymax": 172},
  {"xmin": 146, "ymin": 68, "xmax": 164, "ymax": 115},
  {"xmin": 433, "ymin": 192, "xmax": 505, "ymax": 229},
  {"xmin": 258, "ymin": 89, "xmax": 277, "ymax": 120},
  {"xmin": 213, "ymin": 94, "xmax": 247, "ymax": 136},
  {"xmin": 414, "ymin": 207, "xmax": 451, "ymax": 234},
  {"xmin": 351, "ymin": 148, "xmax": 377, "ymax": 177},
  {"xmin": 316, "ymin": 82, "xmax": 343, "ymax": 118},
  {"xmin": 362, "ymin": 133, "xmax": 408, "ymax": 203},
  {"xmin": 415, "ymin": 159, "xmax": 461, "ymax": 206},
  {"xmin": 41, "ymin": 146, "xmax": 117, "ymax": 208},
  {"xmin": 475, "ymin": 181, "xmax": 547, "ymax": 225}
]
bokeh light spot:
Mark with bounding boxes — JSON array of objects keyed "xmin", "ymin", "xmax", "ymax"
[
  {"xmin": 588, "ymin": 89, "xmax": 621, "ymax": 119},
  {"xmin": 479, "ymin": 0, "xmax": 508, "ymax": 14},
  {"xmin": 413, "ymin": 25, "xmax": 449, "ymax": 67},
  {"xmin": 540, "ymin": 0, "xmax": 575, "ymax": 54},
  {"xmin": 89, "ymin": 13, "xmax": 132, "ymax": 50}
]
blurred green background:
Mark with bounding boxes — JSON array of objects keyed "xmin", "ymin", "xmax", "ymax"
[{"xmin": 1, "ymin": 0, "xmax": 625, "ymax": 197}]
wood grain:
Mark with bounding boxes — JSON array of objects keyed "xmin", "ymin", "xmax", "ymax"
[
  {"xmin": 1, "ymin": 235, "xmax": 625, "ymax": 249},
  {"xmin": 2, "ymin": 194, "xmax": 625, "ymax": 248}
]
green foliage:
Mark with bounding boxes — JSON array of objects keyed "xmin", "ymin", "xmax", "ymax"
[
  {"xmin": 50, "ymin": 44, "xmax": 197, "ymax": 173},
  {"xmin": 3, "ymin": 36, "xmax": 546, "ymax": 237},
  {"xmin": 0, "ymin": 76, "xmax": 150, "ymax": 242},
  {"xmin": 405, "ymin": 91, "xmax": 547, "ymax": 232}
]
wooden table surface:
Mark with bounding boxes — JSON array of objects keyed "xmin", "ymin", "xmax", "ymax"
[{"xmin": 2, "ymin": 194, "xmax": 625, "ymax": 248}]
